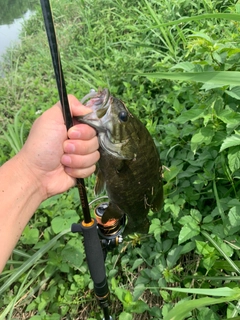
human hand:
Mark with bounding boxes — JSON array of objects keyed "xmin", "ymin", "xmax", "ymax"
[{"xmin": 19, "ymin": 95, "xmax": 99, "ymax": 200}]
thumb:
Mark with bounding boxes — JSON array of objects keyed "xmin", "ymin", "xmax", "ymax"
[{"xmin": 68, "ymin": 94, "xmax": 92, "ymax": 117}]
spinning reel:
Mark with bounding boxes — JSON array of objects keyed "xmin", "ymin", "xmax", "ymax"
[
  {"xmin": 71, "ymin": 202, "xmax": 126, "ymax": 259},
  {"xmin": 94, "ymin": 202, "xmax": 126, "ymax": 255}
]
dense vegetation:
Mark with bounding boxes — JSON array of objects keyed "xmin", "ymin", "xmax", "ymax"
[{"xmin": 1, "ymin": 0, "xmax": 240, "ymax": 319}]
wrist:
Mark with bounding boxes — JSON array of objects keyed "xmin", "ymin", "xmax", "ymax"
[
  {"xmin": 15, "ymin": 151, "xmax": 47, "ymax": 203},
  {"xmin": 0, "ymin": 152, "xmax": 45, "ymax": 270}
]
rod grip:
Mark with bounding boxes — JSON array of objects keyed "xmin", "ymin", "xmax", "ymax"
[{"xmin": 81, "ymin": 219, "xmax": 109, "ymax": 299}]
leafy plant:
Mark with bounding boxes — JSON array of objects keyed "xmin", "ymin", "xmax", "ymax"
[{"xmin": 1, "ymin": 0, "xmax": 240, "ymax": 319}]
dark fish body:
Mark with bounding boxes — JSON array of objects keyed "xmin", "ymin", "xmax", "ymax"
[{"xmin": 77, "ymin": 89, "xmax": 163, "ymax": 235}]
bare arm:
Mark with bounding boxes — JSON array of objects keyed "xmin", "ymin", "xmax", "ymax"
[{"xmin": 0, "ymin": 95, "xmax": 99, "ymax": 272}]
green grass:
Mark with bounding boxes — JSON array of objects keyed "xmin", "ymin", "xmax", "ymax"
[{"xmin": 1, "ymin": 0, "xmax": 240, "ymax": 319}]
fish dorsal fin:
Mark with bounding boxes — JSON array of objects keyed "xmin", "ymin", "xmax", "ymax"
[{"xmin": 94, "ymin": 168, "xmax": 105, "ymax": 196}]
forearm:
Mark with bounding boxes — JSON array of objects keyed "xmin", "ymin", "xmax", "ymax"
[
  {"xmin": 0, "ymin": 154, "xmax": 43, "ymax": 272},
  {"xmin": 0, "ymin": 97, "xmax": 99, "ymax": 273}
]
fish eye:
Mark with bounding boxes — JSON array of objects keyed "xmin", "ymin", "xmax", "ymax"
[{"xmin": 118, "ymin": 110, "xmax": 128, "ymax": 122}]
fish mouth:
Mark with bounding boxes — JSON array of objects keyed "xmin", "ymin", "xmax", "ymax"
[
  {"xmin": 78, "ymin": 88, "xmax": 133, "ymax": 160},
  {"xmin": 77, "ymin": 88, "xmax": 111, "ymax": 131},
  {"xmin": 81, "ymin": 88, "xmax": 110, "ymax": 112}
]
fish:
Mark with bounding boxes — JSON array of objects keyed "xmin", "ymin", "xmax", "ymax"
[{"xmin": 76, "ymin": 88, "xmax": 163, "ymax": 235}]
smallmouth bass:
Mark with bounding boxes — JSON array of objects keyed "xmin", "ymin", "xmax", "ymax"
[{"xmin": 77, "ymin": 89, "xmax": 163, "ymax": 235}]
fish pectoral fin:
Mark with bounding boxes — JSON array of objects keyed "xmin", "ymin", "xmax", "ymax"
[
  {"xmin": 94, "ymin": 169, "xmax": 105, "ymax": 196},
  {"xmin": 102, "ymin": 202, "xmax": 125, "ymax": 223}
]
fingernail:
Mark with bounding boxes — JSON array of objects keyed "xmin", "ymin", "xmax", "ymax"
[
  {"xmin": 65, "ymin": 143, "xmax": 75, "ymax": 153},
  {"xmin": 62, "ymin": 155, "xmax": 72, "ymax": 165},
  {"xmin": 69, "ymin": 129, "xmax": 81, "ymax": 139}
]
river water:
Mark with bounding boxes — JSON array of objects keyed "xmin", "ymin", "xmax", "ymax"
[{"xmin": 0, "ymin": 10, "xmax": 33, "ymax": 61}]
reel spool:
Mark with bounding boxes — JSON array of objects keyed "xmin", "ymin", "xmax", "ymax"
[{"xmin": 94, "ymin": 202, "xmax": 126, "ymax": 251}]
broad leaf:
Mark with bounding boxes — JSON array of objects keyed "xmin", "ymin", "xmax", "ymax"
[
  {"xmin": 228, "ymin": 147, "xmax": 240, "ymax": 173},
  {"xmin": 220, "ymin": 134, "xmax": 240, "ymax": 152},
  {"xmin": 228, "ymin": 206, "xmax": 240, "ymax": 227}
]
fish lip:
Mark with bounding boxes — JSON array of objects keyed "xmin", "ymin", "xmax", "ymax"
[
  {"xmin": 77, "ymin": 89, "xmax": 111, "ymax": 132},
  {"xmin": 81, "ymin": 88, "xmax": 110, "ymax": 109},
  {"xmin": 79, "ymin": 118, "xmax": 106, "ymax": 133}
]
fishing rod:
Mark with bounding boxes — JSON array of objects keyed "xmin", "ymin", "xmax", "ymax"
[{"xmin": 39, "ymin": 1, "xmax": 111, "ymax": 319}]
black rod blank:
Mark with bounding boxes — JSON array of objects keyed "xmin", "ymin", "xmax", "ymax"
[
  {"xmin": 40, "ymin": 0, "xmax": 91, "ymax": 223},
  {"xmin": 40, "ymin": 0, "xmax": 71, "ymax": 130},
  {"xmin": 39, "ymin": 1, "xmax": 111, "ymax": 319}
]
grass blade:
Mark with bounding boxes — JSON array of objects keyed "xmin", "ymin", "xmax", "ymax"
[
  {"xmin": 162, "ymin": 287, "xmax": 238, "ymax": 297},
  {"xmin": 0, "ymin": 228, "xmax": 70, "ymax": 296},
  {"xmin": 140, "ymin": 71, "xmax": 240, "ymax": 86},
  {"xmin": 163, "ymin": 293, "xmax": 240, "ymax": 320},
  {"xmin": 201, "ymin": 230, "xmax": 240, "ymax": 275},
  {"xmin": 156, "ymin": 13, "xmax": 240, "ymax": 27}
]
